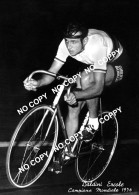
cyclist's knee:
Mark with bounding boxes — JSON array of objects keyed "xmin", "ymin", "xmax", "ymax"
[{"xmin": 80, "ymin": 71, "xmax": 94, "ymax": 90}]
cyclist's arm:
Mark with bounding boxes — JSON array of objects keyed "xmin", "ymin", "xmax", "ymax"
[
  {"xmin": 73, "ymin": 72, "xmax": 105, "ymax": 100},
  {"xmin": 73, "ymin": 35, "xmax": 107, "ymax": 99},
  {"xmin": 38, "ymin": 39, "xmax": 68, "ymax": 87},
  {"xmin": 38, "ymin": 60, "xmax": 64, "ymax": 87},
  {"xmin": 24, "ymin": 38, "xmax": 67, "ymax": 91}
]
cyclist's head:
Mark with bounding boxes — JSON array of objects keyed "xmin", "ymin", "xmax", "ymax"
[
  {"xmin": 64, "ymin": 22, "xmax": 88, "ymax": 40},
  {"xmin": 64, "ymin": 22, "xmax": 88, "ymax": 56}
]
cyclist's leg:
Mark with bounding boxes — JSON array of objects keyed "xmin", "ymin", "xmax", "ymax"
[
  {"xmin": 80, "ymin": 48, "xmax": 129, "ymax": 132},
  {"xmin": 66, "ymin": 77, "xmax": 85, "ymax": 138},
  {"xmin": 66, "ymin": 65, "xmax": 115, "ymax": 139},
  {"xmin": 49, "ymin": 78, "xmax": 83, "ymax": 173},
  {"xmin": 80, "ymin": 65, "xmax": 115, "ymax": 133}
]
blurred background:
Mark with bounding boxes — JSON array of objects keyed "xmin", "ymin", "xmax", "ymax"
[{"xmin": 0, "ymin": 0, "xmax": 139, "ymax": 142}]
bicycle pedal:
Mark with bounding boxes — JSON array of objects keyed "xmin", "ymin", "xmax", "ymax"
[
  {"xmin": 48, "ymin": 167, "xmax": 62, "ymax": 174},
  {"xmin": 65, "ymin": 151, "xmax": 77, "ymax": 158},
  {"xmin": 48, "ymin": 160, "xmax": 62, "ymax": 174},
  {"xmin": 55, "ymin": 170, "xmax": 62, "ymax": 174},
  {"xmin": 64, "ymin": 155, "xmax": 70, "ymax": 161},
  {"xmin": 84, "ymin": 138, "xmax": 93, "ymax": 143}
]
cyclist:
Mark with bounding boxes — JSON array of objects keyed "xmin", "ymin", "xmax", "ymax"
[{"xmin": 24, "ymin": 22, "xmax": 128, "ymax": 172}]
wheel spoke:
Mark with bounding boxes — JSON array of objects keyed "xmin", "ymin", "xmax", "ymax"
[
  {"xmin": 6, "ymin": 105, "xmax": 58, "ymax": 188},
  {"xmin": 83, "ymin": 150, "xmax": 102, "ymax": 180},
  {"xmin": 76, "ymin": 111, "xmax": 118, "ymax": 183}
]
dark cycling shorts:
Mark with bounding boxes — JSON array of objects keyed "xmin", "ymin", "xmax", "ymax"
[{"xmin": 108, "ymin": 49, "xmax": 130, "ymax": 84}]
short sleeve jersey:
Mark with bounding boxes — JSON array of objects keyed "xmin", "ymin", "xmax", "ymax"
[{"xmin": 54, "ymin": 29, "xmax": 123, "ymax": 73}]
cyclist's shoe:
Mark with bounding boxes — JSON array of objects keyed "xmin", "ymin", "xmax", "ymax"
[
  {"xmin": 63, "ymin": 145, "xmax": 77, "ymax": 160},
  {"xmin": 82, "ymin": 124, "xmax": 98, "ymax": 142},
  {"xmin": 48, "ymin": 160, "xmax": 62, "ymax": 174},
  {"xmin": 48, "ymin": 151, "xmax": 63, "ymax": 174}
]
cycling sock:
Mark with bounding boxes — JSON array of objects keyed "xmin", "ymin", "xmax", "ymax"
[{"xmin": 88, "ymin": 117, "xmax": 99, "ymax": 130}]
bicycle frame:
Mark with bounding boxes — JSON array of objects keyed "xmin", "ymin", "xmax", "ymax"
[
  {"xmin": 29, "ymin": 70, "xmax": 72, "ymax": 151},
  {"xmin": 28, "ymin": 70, "xmax": 103, "ymax": 153},
  {"xmin": 6, "ymin": 70, "xmax": 119, "ymax": 187},
  {"xmin": 50, "ymin": 84, "xmax": 103, "ymax": 155}
]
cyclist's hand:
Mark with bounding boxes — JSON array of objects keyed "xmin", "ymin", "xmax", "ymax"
[
  {"xmin": 23, "ymin": 77, "xmax": 39, "ymax": 91},
  {"xmin": 64, "ymin": 92, "xmax": 77, "ymax": 105}
]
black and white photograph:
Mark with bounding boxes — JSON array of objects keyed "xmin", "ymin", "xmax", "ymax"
[{"xmin": 0, "ymin": 0, "xmax": 139, "ymax": 194}]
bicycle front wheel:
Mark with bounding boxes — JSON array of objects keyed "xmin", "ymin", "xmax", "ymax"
[
  {"xmin": 6, "ymin": 105, "xmax": 58, "ymax": 188},
  {"xmin": 75, "ymin": 111, "xmax": 118, "ymax": 183}
]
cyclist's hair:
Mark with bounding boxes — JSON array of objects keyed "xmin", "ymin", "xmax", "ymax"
[{"xmin": 64, "ymin": 22, "xmax": 88, "ymax": 39}]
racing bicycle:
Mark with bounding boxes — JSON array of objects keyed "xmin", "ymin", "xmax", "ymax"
[{"xmin": 6, "ymin": 70, "xmax": 119, "ymax": 188}]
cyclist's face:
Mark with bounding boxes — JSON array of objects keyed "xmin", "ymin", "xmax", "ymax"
[{"xmin": 65, "ymin": 37, "xmax": 84, "ymax": 56}]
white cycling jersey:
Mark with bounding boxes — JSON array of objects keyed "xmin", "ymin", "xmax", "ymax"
[{"xmin": 54, "ymin": 29, "xmax": 123, "ymax": 73}]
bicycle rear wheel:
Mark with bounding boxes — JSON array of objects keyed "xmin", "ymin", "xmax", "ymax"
[
  {"xmin": 75, "ymin": 111, "xmax": 118, "ymax": 183},
  {"xmin": 6, "ymin": 105, "xmax": 58, "ymax": 188}
]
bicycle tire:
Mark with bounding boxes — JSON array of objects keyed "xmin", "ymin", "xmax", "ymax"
[
  {"xmin": 6, "ymin": 105, "xmax": 58, "ymax": 188},
  {"xmin": 75, "ymin": 111, "xmax": 118, "ymax": 183}
]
